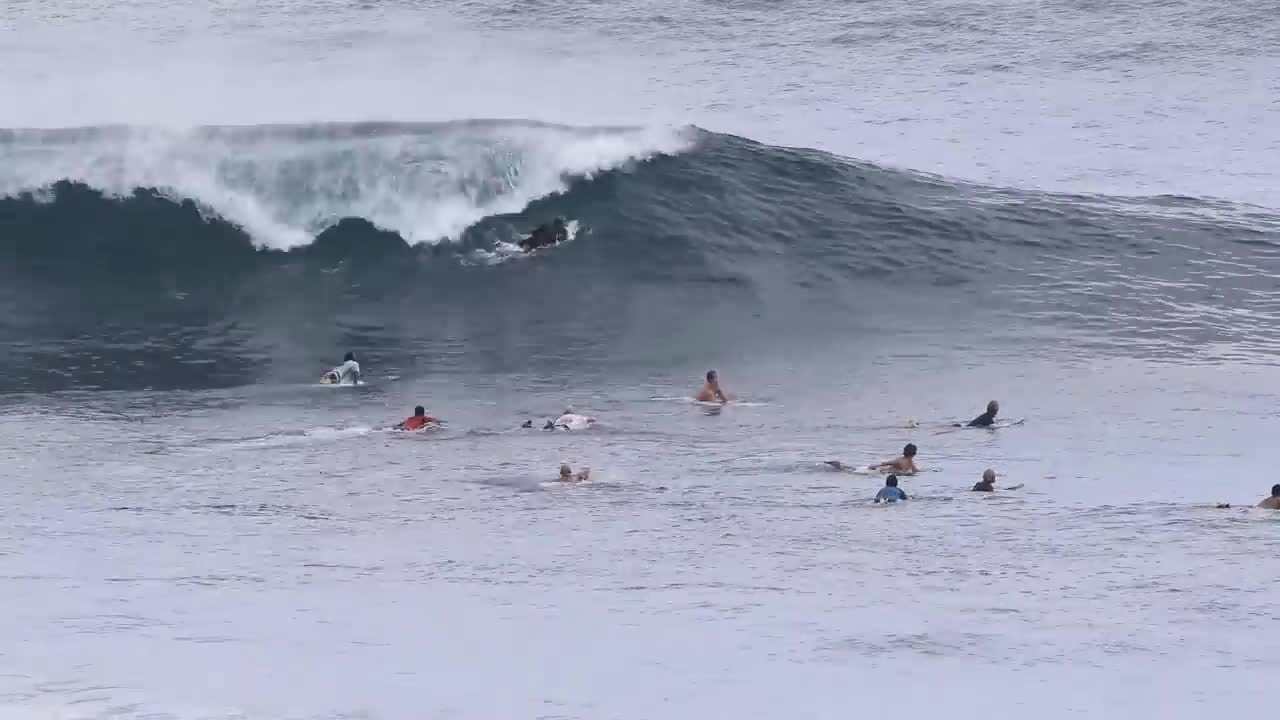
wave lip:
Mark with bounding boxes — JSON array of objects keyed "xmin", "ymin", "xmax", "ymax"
[{"xmin": 0, "ymin": 120, "xmax": 695, "ymax": 249}]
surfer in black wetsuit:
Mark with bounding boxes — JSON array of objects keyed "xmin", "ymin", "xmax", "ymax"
[
  {"xmin": 519, "ymin": 218, "xmax": 569, "ymax": 252},
  {"xmin": 967, "ymin": 400, "xmax": 1000, "ymax": 427}
]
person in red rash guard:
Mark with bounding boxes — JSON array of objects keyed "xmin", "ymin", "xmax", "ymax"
[{"xmin": 396, "ymin": 406, "xmax": 439, "ymax": 431}]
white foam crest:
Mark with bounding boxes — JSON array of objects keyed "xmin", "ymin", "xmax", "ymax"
[{"xmin": 0, "ymin": 122, "xmax": 695, "ymax": 249}]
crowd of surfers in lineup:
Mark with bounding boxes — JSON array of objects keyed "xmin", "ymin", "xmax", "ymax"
[{"xmin": 323, "ymin": 354, "xmax": 1280, "ymax": 507}]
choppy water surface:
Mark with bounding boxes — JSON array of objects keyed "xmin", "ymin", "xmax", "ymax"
[{"xmin": 4, "ymin": 353, "xmax": 1279, "ymax": 718}]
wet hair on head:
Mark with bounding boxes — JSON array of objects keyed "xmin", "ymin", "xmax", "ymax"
[
  {"xmin": 344, "ymin": 352, "xmax": 355, "ymax": 362},
  {"xmin": 982, "ymin": 469, "xmax": 996, "ymax": 482},
  {"xmin": 1272, "ymin": 484, "xmax": 1280, "ymax": 497},
  {"xmin": 903, "ymin": 443, "xmax": 917, "ymax": 456},
  {"xmin": 988, "ymin": 400, "xmax": 999, "ymax": 412},
  {"xmin": 886, "ymin": 475, "xmax": 899, "ymax": 487},
  {"xmin": 706, "ymin": 370, "xmax": 717, "ymax": 382},
  {"xmin": 414, "ymin": 406, "xmax": 425, "ymax": 416}
]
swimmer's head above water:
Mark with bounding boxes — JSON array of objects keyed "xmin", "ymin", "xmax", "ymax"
[
  {"xmin": 1272, "ymin": 484, "xmax": 1280, "ymax": 497},
  {"xmin": 903, "ymin": 443, "xmax": 918, "ymax": 458},
  {"xmin": 344, "ymin": 351, "xmax": 356, "ymax": 363}
]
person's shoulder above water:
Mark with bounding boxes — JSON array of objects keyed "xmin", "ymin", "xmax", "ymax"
[
  {"xmin": 695, "ymin": 369, "xmax": 728, "ymax": 403},
  {"xmin": 972, "ymin": 468, "xmax": 996, "ymax": 492},
  {"xmin": 1258, "ymin": 484, "xmax": 1280, "ymax": 509},
  {"xmin": 967, "ymin": 400, "xmax": 999, "ymax": 427},
  {"xmin": 557, "ymin": 464, "xmax": 591, "ymax": 482},
  {"xmin": 396, "ymin": 405, "xmax": 439, "ymax": 431},
  {"xmin": 875, "ymin": 475, "xmax": 908, "ymax": 503}
]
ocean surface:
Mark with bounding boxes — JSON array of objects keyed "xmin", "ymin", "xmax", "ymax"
[{"xmin": 3, "ymin": 1, "xmax": 1280, "ymax": 718}]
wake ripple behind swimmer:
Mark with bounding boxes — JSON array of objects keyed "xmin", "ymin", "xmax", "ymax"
[
  {"xmin": 188, "ymin": 425, "xmax": 376, "ymax": 452},
  {"xmin": 471, "ymin": 475, "xmax": 555, "ymax": 493}
]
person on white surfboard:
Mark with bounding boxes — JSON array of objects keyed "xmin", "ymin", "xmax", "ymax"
[
  {"xmin": 966, "ymin": 400, "xmax": 1000, "ymax": 427},
  {"xmin": 321, "ymin": 352, "xmax": 361, "ymax": 385},
  {"xmin": 695, "ymin": 370, "xmax": 728, "ymax": 403},
  {"xmin": 552, "ymin": 409, "xmax": 595, "ymax": 430},
  {"xmin": 873, "ymin": 443, "xmax": 920, "ymax": 475}
]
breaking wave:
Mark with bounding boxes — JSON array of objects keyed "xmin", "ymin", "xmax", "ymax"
[{"xmin": 2, "ymin": 119, "xmax": 1280, "ymax": 392}]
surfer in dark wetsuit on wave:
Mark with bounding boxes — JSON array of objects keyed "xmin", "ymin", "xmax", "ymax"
[{"xmin": 519, "ymin": 218, "xmax": 569, "ymax": 252}]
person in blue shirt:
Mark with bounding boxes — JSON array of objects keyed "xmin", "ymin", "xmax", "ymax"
[{"xmin": 874, "ymin": 475, "xmax": 908, "ymax": 503}]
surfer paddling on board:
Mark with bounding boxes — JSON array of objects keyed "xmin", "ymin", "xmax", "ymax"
[
  {"xmin": 1259, "ymin": 484, "xmax": 1280, "ymax": 509},
  {"xmin": 395, "ymin": 406, "xmax": 440, "ymax": 431},
  {"xmin": 872, "ymin": 443, "xmax": 920, "ymax": 475},
  {"xmin": 558, "ymin": 464, "xmax": 591, "ymax": 483},
  {"xmin": 966, "ymin": 400, "xmax": 1000, "ymax": 427},
  {"xmin": 321, "ymin": 352, "xmax": 361, "ymax": 385},
  {"xmin": 695, "ymin": 370, "xmax": 728, "ymax": 403},
  {"xmin": 519, "ymin": 218, "xmax": 569, "ymax": 252},
  {"xmin": 972, "ymin": 469, "xmax": 1023, "ymax": 492},
  {"xmin": 874, "ymin": 475, "xmax": 908, "ymax": 503},
  {"xmin": 552, "ymin": 409, "xmax": 595, "ymax": 430}
]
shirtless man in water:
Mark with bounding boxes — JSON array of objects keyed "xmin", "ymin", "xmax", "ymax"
[
  {"xmin": 873, "ymin": 443, "xmax": 920, "ymax": 475},
  {"xmin": 696, "ymin": 370, "xmax": 728, "ymax": 403},
  {"xmin": 1259, "ymin": 484, "xmax": 1280, "ymax": 509}
]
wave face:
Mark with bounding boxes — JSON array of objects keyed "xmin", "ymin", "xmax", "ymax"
[{"xmin": 3, "ymin": 120, "xmax": 1280, "ymax": 392}]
